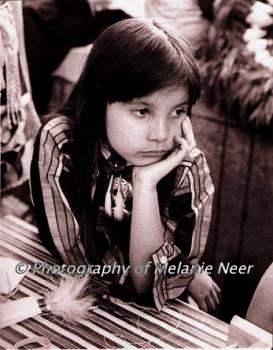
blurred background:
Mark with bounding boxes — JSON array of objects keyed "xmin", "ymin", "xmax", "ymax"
[{"xmin": 1, "ymin": 0, "xmax": 273, "ymax": 324}]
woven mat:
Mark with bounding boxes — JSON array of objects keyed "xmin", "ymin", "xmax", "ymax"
[{"xmin": 0, "ymin": 215, "xmax": 228, "ymax": 349}]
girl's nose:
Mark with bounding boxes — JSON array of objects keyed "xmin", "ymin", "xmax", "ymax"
[{"xmin": 147, "ymin": 119, "xmax": 169, "ymax": 142}]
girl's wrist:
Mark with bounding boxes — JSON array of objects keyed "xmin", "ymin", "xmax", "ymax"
[
  {"xmin": 132, "ymin": 167, "xmax": 158, "ymax": 191},
  {"xmin": 133, "ymin": 178, "xmax": 157, "ymax": 194}
]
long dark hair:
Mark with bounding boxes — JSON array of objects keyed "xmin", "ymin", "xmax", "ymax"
[{"xmin": 59, "ymin": 18, "xmax": 202, "ymax": 264}]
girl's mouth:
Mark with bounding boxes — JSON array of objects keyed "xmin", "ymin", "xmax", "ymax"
[{"xmin": 141, "ymin": 151, "xmax": 168, "ymax": 157}]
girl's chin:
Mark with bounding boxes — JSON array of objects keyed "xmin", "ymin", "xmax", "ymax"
[{"xmin": 130, "ymin": 156, "xmax": 164, "ymax": 167}]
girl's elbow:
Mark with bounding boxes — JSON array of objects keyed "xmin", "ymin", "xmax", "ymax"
[
  {"xmin": 134, "ymin": 283, "xmax": 148, "ymax": 296},
  {"xmin": 131, "ymin": 274, "xmax": 152, "ymax": 295}
]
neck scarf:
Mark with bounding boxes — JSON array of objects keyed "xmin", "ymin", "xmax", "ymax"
[{"xmin": 100, "ymin": 144, "xmax": 133, "ymax": 221}]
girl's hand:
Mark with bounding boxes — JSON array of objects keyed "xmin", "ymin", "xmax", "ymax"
[
  {"xmin": 133, "ymin": 116, "xmax": 196, "ymax": 190},
  {"xmin": 187, "ymin": 272, "xmax": 221, "ymax": 312}
]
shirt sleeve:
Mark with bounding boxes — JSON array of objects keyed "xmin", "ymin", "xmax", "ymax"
[
  {"xmin": 30, "ymin": 117, "xmax": 87, "ymax": 265},
  {"xmin": 151, "ymin": 149, "xmax": 214, "ymax": 310}
]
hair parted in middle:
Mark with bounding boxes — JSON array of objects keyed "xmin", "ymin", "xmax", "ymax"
[{"xmin": 59, "ymin": 17, "xmax": 202, "ymax": 263}]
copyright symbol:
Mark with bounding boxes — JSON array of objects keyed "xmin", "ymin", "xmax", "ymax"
[{"xmin": 15, "ymin": 262, "xmax": 29, "ymax": 274}]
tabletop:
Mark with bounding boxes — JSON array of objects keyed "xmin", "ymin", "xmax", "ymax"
[{"xmin": 0, "ymin": 215, "xmax": 229, "ymax": 349}]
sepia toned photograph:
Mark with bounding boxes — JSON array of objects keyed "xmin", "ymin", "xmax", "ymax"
[{"xmin": 1, "ymin": 0, "xmax": 273, "ymax": 348}]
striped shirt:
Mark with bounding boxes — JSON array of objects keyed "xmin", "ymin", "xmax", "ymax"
[{"xmin": 30, "ymin": 115, "xmax": 214, "ymax": 311}]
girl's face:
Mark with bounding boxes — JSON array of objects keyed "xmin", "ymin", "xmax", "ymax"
[{"xmin": 105, "ymin": 85, "xmax": 189, "ymax": 166}]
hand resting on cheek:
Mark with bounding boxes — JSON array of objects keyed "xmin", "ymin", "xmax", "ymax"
[{"xmin": 132, "ymin": 116, "xmax": 197, "ymax": 190}]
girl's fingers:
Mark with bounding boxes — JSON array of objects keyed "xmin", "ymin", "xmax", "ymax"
[
  {"xmin": 134, "ymin": 118, "xmax": 198, "ymax": 186},
  {"xmin": 205, "ymin": 295, "xmax": 216, "ymax": 311},
  {"xmin": 199, "ymin": 300, "xmax": 208, "ymax": 313},
  {"xmin": 173, "ymin": 136, "xmax": 189, "ymax": 151},
  {"xmin": 181, "ymin": 116, "xmax": 196, "ymax": 151},
  {"xmin": 210, "ymin": 288, "xmax": 221, "ymax": 305},
  {"xmin": 213, "ymin": 281, "xmax": 222, "ymax": 296},
  {"xmin": 163, "ymin": 139, "xmax": 189, "ymax": 166},
  {"xmin": 211, "ymin": 287, "xmax": 221, "ymax": 305},
  {"xmin": 150, "ymin": 117, "xmax": 196, "ymax": 179},
  {"xmin": 151, "ymin": 140, "xmax": 187, "ymax": 180}
]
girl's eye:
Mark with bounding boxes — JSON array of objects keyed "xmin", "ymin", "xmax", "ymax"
[
  {"xmin": 171, "ymin": 108, "xmax": 187, "ymax": 118},
  {"xmin": 132, "ymin": 108, "xmax": 149, "ymax": 118}
]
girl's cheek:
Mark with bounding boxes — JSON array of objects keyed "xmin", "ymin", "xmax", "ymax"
[{"xmin": 173, "ymin": 120, "xmax": 183, "ymax": 138}]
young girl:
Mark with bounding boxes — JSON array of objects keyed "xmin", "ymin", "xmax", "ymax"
[{"xmin": 31, "ymin": 18, "xmax": 221, "ymax": 312}]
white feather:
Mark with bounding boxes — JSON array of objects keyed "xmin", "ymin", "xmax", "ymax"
[
  {"xmin": 112, "ymin": 175, "xmax": 126, "ymax": 221},
  {"xmin": 113, "ymin": 190, "xmax": 125, "ymax": 221},
  {"xmin": 104, "ymin": 175, "xmax": 114, "ymax": 217},
  {"xmin": 44, "ymin": 275, "xmax": 96, "ymax": 323}
]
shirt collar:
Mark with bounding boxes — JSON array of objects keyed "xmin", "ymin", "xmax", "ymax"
[{"xmin": 100, "ymin": 141, "xmax": 132, "ymax": 167}]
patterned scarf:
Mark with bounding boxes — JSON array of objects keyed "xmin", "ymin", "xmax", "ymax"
[{"xmin": 101, "ymin": 146, "xmax": 133, "ymax": 221}]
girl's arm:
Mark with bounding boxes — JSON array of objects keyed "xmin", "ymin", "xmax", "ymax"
[
  {"xmin": 129, "ymin": 176, "xmax": 164, "ymax": 294},
  {"xmin": 129, "ymin": 117, "xmax": 195, "ymax": 294},
  {"xmin": 129, "ymin": 117, "xmax": 220, "ymax": 312},
  {"xmin": 31, "ymin": 116, "xmax": 86, "ymax": 265}
]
